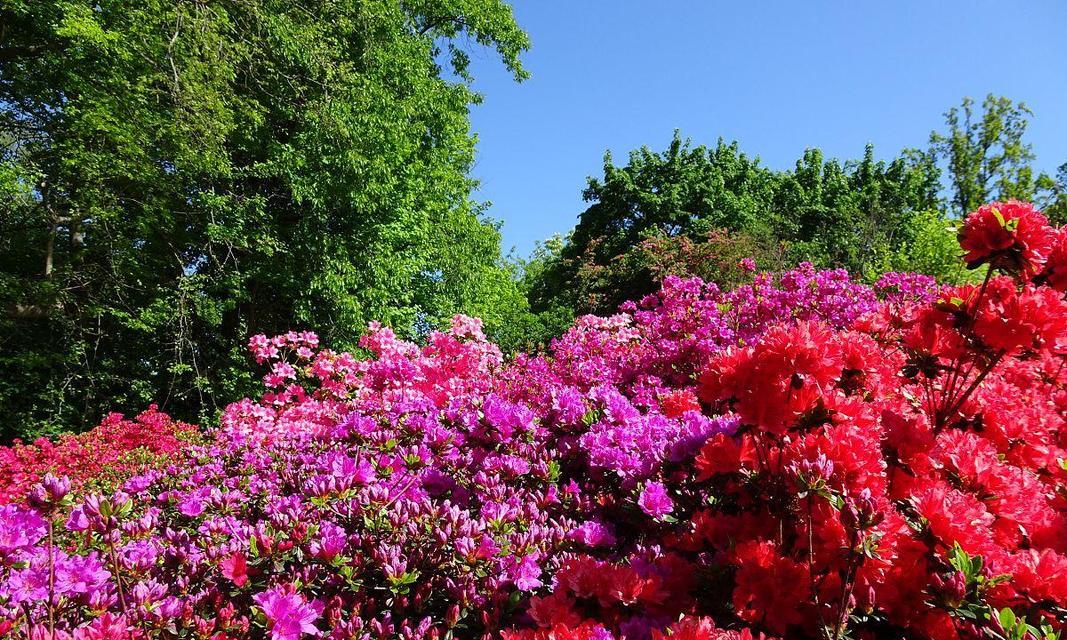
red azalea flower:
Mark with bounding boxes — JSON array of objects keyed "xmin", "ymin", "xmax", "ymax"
[
  {"xmin": 957, "ymin": 201, "xmax": 1053, "ymax": 276},
  {"xmin": 1005, "ymin": 549, "xmax": 1067, "ymax": 607},
  {"xmin": 910, "ymin": 481, "xmax": 998, "ymax": 557},
  {"xmin": 698, "ymin": 322, "xmax": 841, "ymax": 434},
  {"xmin": 730, "ymin": 541, "xmax": 810, "ymax": 634},
  {"xmin": 1036, "ymin": 226, "xmax": 1067, "ymax": 291},
  {"xmin": 502, "ymin": 622, "xmax": 611, "ymax": 640},
  {"xmin": 694, "ymin": 433, "xmax": 757, "ymax": 479},
  {"xmin": 651, "ymin": 616, "xmax": 776, "ymax": 640},
  {"xmin": 598, "ymin": 565, "xmax": 652, "ymax": 607},
  {"xmin": 973, "ymin": 280, "xmax": 1067, "ymax": 354},
  {"xmin": 220, "ymin": 552, "xmax": 249, "ymax": 587},
  {"xmin": 528, "ymin": 593, "xmax": 584, "ymax": 629},
  {"xmin": 660, "ymin": 389, "xmax": 702, "ymax": 418}
]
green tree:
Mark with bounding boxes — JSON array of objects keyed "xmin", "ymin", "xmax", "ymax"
[
  {"xmin": 930, "ymin": 94, "xmax": 1046, "ymax": 215},
  {"xmin": 0, "ymin": 0, "xmax": 530, "ymax": 440},
  {"xmin": 881, "ymin": 210, "xmax": 978, "ymax": 284},
  {"xmin": 773, "ymin": 145, "xmax": 941, "ymax": 274},
  {"xmin": 526, "ymin": 134, "xmax": 942, "ymax": 317},
  {"xmin": 527, "ymin": 133, "xmax": 783, "ymax": 315},
  {"xmin": 1038, "ymin": 162, "xmax": 1067, "ymax": 225}
]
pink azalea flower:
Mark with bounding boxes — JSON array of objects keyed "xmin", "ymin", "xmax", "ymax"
[
  {"xmin": 638, "ymin": 481, "xmax": 674, "ymax": 519},
  {"xmin": 253, "ymin": 586, "xmax": 322, "ymax": 640},
  {"xmin": 220, "ymin": 552, "xmax": 249, "ymax": 587}
]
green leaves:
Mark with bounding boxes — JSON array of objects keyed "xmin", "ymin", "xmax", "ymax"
[
  {"xmin": 930, "ymin": 95, "xmax": 1045, "ymax": 216},
  {"xmin": 991, "ymin": 607, "xmax": 1060, "ymax": 640},
  {"xmin": 948, "ymin": 543, "xmax": 983, "ymax": 580},
  {"xmin": 387, "ymin": 569, "xmax": 420, "ymax": 595},
  {"xmin": 525, "ymin": 132, "xmax": 946, "ymax": 319},
  {"xmin": 939, "ymin": 545, "xmax": 1053, "ymax": 639},
  {"xmin": 0, "ymin": 0, "xmax": 530, "ymax": 440}
]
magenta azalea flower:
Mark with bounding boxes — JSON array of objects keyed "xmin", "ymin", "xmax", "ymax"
[
  {"xmin": 0, "ymin": 505, "xmax": 46, "ymax": 555},
  {"xmin": 253, "ymin": 586, "xmax": 323, "ymax": 640},
  {"xmin": 638, "ymin": 481, "xmax": 674, "ymax": 519},
  {"xmin": 71, "ymin": 612, "xmax": 130, "ymax": 640},
  {"xmin": 513, "ymin": 554, "xmax": 543, "ymax": 591}
]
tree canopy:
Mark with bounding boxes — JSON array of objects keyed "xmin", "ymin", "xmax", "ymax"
[
  {"xmin": 525, "ymin": 134, "xmax": 944, "ymax": 316},
  {"xmin": 929, "ymin": 95, "xmax": 1049, "ymax": 216},
  {"xmin": 0, "ymin": 0, "xmax": 531, "ymax": 440},
  {"xmin": 522, "ymin": 95, "xmax": 1064, "ymax": 319}
]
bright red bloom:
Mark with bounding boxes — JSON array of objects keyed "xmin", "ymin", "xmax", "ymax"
[
  {"xmin": 680, "ymin": 510, "xmax": 774, "ymax": 552},
  {"xmin": 220, "ymin": 552, "xmax": 249, "ymax": 587},
  {"xmin": 1004, "ymin": 549, "xmax": 1067, "ymax": 607},
  {"xmin": 698, "ymin": 322, "xmax": 841, "ymax": 434},
  {"xmin": 784, "ymin": 419, "xmax": 888, "ymax": 496},
  {"xmin": 502, "ymin": 622, "xmax": 612, "ymax": 640},
  {"xmin": 660, "ymin": 389, "xmax": 702, "ymax": 418},
  {"xmin": 693, "ymin": 433, "xmax": 757, "ymax": 479},
  {"xmin": 730, "ymin": 541, "xmax": 809, "ymax": 635},
  {"xmin": 651, "ymin": 616, "xmax": 775, "ymax": 640},
  {"xmin": 556, "ymin": 556, "xmax": 604, "ymax": 600},
  {"xmin": 71, "ymin": 613, "xmax": 132, "ymax": 640},
  {"xmin": 973, "ymin": 279, "xmax": 1067, "ymax": 354},
  {"xmin": 912, "ymin": 610, "xmax": 962, "ymax": 640},
  {"xmin": 0, "ymin": 406, "xmax": 197, "ymax": 504},
  {"xmin": 599, "ymin": 565, "xmax": 664, "ymax": 607},
  {"xmin": 910, "ymin": 481, "xmax": 998, "ymax": 557},
  {"xmin": 528, "ymin": 593, "xmax": 584, "ymax": 629},
  {"xmin": 958, "ymin": 200, "xmax": 1053, "ymax": 276},
  {"xmin": 1037, "ymin": 226, "xmax": 1067, "ymax": 291},
  {"xmin": 900, "ymin": 303, "xmax": 968, "ymax": 362}
]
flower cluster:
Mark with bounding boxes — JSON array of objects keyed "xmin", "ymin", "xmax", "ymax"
[
  {"xmin": 2, "ymin": 203, "xmax": 1066, "ymax": 640},
  {"xmin": 0, "ymin": 407, "xmax": 198, "ymax": 505},
  {"xmin": 957, "ymin": 200, "xmax": 1053, "ymax": 276},
  {"xmin": 1, "ymin": 318, "xmax": 582, "ymax": 640}
]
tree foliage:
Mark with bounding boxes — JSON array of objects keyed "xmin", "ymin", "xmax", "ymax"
[
  {"xmin": 0, "ymin": 0, "xmax": 530, "ymax": 440},
  {"xmin": 1039, "ymin": 162, "xmax": 1067, "ymax": 225},
  {"xmin": 930, "ymin": 95, "xmax": 1045, "ymax": 215},
  {"xmin": 526, "ymin": 94, "xmax": 1067, "ymax": 319},
  {"xmin": 526, "ymin": 133, "xmax": 945, "ymax": 316}
]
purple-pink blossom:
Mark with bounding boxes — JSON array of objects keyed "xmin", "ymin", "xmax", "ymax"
[
  {"xmin": 637, "ymin": 481, "xmax": 674, "ymax": 518},
  {"xmin": 253, "ymin": 586, "xmax": 323, "ymax": 640}
]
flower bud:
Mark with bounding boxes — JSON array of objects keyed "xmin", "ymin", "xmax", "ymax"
[{"xmin": 27, "ymin": 473, "xmax": 71, "ymax": 513}]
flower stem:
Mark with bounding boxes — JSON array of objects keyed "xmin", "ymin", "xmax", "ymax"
[{"xmin": 47, "ymin": 520, "xmax": 55, "ymax": 638}]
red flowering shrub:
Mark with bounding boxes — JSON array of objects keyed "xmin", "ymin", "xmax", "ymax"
[
  {"xmin": 1037, "ymin": 227, "xmax": 1067, "ymax": 292},
  {"xmin": 507, "ymin": 202, "xmax": 1067, "ymax": 640},
  {"xmin": 0, "ymin": 406, "xmax": 199, "ymax": 504}
]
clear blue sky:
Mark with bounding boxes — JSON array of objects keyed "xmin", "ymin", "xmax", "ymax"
[{"xmin": 464, "ymin": 1, "xmax": 1067, "ymax": 257}]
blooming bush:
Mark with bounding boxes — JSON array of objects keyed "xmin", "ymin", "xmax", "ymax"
[
  {"xmin": 1, "ymin": 201, "xmax": 1065, "ymax": 640},
  {"xmin": 0, "ymin": 407, "xmax": 199, "ymax": 505}
]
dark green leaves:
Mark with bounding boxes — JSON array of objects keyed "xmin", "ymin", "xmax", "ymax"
[{"xmin": 0, "ymin": 0, "xmax": 530, "ymax": 440}]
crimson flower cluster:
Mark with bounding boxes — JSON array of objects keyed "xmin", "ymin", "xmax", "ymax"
[{"xmin": 0, "ymin": 407, "xmax": 198, "ymax": 505}]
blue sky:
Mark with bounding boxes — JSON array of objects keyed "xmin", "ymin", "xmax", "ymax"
[{"xmin": 464, "ymin": 1, "xmax": 1067, "ymax": 257}]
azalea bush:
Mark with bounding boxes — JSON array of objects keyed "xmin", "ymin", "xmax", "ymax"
[
  {"xmin": 0, "ymin": 408, "xmax": 199, "ymax": 505},
  {"xmin": 1, "ymin": 201, "xmax": 1066, "ymax": 640}
]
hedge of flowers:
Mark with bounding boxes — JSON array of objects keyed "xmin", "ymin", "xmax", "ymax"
[
  {"xmin": 0, "ymin": 408, "xmax": 199, "ymax": 505},
  {"xmin": 2, "ymin": 201, "xmax": 1066, "ymax": 640}
]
